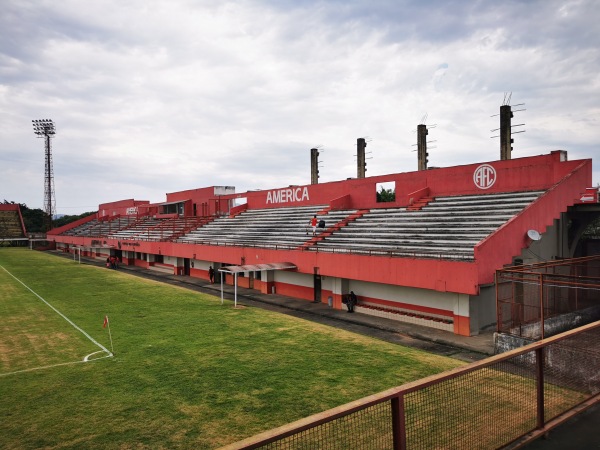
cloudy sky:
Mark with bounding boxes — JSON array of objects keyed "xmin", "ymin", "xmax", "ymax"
[{"xmin": 1, "ymin": 0, "xmax": 599, "ymax": 215}]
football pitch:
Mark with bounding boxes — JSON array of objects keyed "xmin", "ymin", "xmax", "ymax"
[{"xmin": 0, "ymin": 248, "xmax": 463, "ymax": 449}]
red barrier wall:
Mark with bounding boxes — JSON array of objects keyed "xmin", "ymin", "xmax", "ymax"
[{"xmin": 475, "ymin": 159, "xmax": 592, "ymax": 283}]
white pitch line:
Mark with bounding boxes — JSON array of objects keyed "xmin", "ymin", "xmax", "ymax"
[
  {"xmin": 0, "ymin": 265, "xmax": 113, "ymax": 358},
  {"xmin": 84, "ymin": 350, "xmax": 107, "ymax": 362},
  {"xmin": 0, "ymin": 354, "xmax": 112, "ymax": 378}
]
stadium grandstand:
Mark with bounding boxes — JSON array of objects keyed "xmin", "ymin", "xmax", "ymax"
[
  {"xmin": 0, "ymin": 204, "xmax": 27, "ymax": 245},
  {"xmin": 48, "ymin": 150, "xmax": 598, "ymax": 336}
]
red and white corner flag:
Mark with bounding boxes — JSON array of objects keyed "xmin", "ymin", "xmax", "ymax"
[{"xmin": 103, "ymin": 315, "xmax": 114, "ymax": 355}]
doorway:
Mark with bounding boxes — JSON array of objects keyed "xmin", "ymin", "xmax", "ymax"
[{"xmin": 313, "ymin": 269, "xmax": 321, "ymax": 303}]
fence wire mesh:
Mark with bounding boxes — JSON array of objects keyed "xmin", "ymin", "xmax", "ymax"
[
  {"xmin": 405, "ymin": 358, "xmax": 539, "ymax": 449},
  {"xmin": 542, "ymin": 327, "xmax": 600, "ymax": 421},
  {"xmin": 227, "ymin": 322, "xmax": 600, "ymax": 450},
  {"xmin": 260, "ymin": 402, "xmax": 392, "ymax": 450}
]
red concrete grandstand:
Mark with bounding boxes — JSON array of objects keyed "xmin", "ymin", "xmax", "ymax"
[{"xmin": 49, "ymin": 150, "xmax": 597, "ymax": 336}]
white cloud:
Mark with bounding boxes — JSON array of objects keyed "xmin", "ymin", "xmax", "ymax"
[{"xmin": 1, "ymin": 0, "xmax": 599, "ymax": 214}]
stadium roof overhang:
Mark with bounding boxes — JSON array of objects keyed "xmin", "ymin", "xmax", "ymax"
[
  {"xmin": 218, "ymin": 262, "xmax": 297, "ymax": 307},
  {"xmin": 220, "ymin": 262, "xmax": 297, "ymax": 274},
  {"xmin": 139, "ymin": 199, "xmax": 190, "ymax": 209},
  {"xmin": 159, "ymin": 200, "xmax": 189, "ymax": 206}
]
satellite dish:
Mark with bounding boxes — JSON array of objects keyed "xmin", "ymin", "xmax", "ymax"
[{"xmin": 527, "ymin": 230, "xmax": 541, "ymax": 241}]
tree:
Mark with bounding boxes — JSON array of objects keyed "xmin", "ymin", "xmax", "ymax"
[
  {"xmin": 377, "ymin": 187, "xmax": 396, "ymax": 203},
  {"xmin": 53, "ymin": 212, "xmax": 96, "ymax": 228},
  {"xmin": 582, "ymin": 216, "xmax": 600, "ymax": 239},
  {"xmin": 17, "ymin": 204, "xmax": 48, "ymax": 233}
]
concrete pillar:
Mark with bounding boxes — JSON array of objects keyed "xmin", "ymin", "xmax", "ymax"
[
  {"xmin": 261, "ymin": 270, "xmax": 275, "ymax": 294},
  {"xmin": 417, "ymin": 124, "xmax": 428, "ymax": 171},
  {"xmin": 310, "ymin": 148, "xmax": 319, "ymax": 184},
  {"xmin": 453, "ymin": 293, "xmax": 471, "ymax": 336},
  {"xmin": 500, "ymin": 105, "xmax": 513, "ymax": 160},
  {"xmin": 357, "ymin": 138, "xmax": 367, "ymax": 178}
]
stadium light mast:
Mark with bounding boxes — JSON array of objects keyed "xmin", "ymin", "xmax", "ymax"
[{"xmin": 32, "ymin": 119, "xmax": 56, "ymax": 232}]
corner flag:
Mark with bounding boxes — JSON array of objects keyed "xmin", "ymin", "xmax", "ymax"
[{"xmin": 103, "ymin": 315, "xmax": 114, "ymax": 355}]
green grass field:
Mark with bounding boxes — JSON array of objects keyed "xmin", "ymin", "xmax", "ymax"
[{"xmin": 0, "ymin": 248, "xmax": 463, "ymax": 449}]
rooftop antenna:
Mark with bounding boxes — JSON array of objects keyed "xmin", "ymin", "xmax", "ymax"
[
  {"xmin": 32, "ymin": 119, "xmax": 56, "ymax": 231},
  {"xmin": 491, "ymin": 92, "xmax": 526, "ymax": 160}
]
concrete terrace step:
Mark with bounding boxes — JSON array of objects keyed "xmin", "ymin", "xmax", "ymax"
[
  {"xmin": 176, "ymin": 205, "xmax": 352, "ymax": 247},
  {"xmin": 325, "ymin": 232, "xmax": 488, "ymax": 242},
  {"xmin": 308, "ymin": 245, "xmax": 475, "ymax": 261},
  {"xmin": 307, "ymin": 190, "xmax": 546, "ymax": 259},
  {"xmin": 318, "ymin": 237, "xmax": 479, "ymax": 249},
  {"xmin": 433, "ymin": 190, "xmax": 544, "ymax": 203}
]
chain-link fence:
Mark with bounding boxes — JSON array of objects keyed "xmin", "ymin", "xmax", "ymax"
[{"xmin": 222, "ymin": 321, "xmax": 600, "ymax": 450}]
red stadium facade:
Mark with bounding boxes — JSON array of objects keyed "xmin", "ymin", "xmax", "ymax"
[{"xmin": 49, "ymin": 151, "xmax": 596, "ymax": 336}]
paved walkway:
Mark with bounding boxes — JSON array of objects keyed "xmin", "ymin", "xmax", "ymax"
[{"xmin": 56, "ymin": 252, "xmax": 599, "ymax": 447}]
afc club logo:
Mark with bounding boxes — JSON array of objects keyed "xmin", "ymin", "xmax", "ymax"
[{"xmin": 473, "ymin": 164, "xmax": 496, "ymax": 190}]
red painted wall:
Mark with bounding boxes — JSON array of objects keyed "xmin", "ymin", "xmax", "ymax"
[
  {"xmin": 0, "ymin": 204, "xmax": 20, "ymax": 212},
  {"xmin": 475, "ymin": 159, "xmax": 592, "ymax": 283},
  {"xmin": 98, "ymin": 199, "xmax": 150, "ymax": 218},
  {"xmin": 274, "ymin": 281, "xmax": 314, "ymax": 301}
]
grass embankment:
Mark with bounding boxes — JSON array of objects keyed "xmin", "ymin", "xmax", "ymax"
[{"xmin": 0, "ymin": 248, "xmax": 463, "ymax": 449}]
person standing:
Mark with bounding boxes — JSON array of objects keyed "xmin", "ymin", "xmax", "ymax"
[
  {"xmin": 309, "ymin": 215, "xmax": 318, "ymax": 236},
  {"xmin": 208, "ymin": 266, "xmax": 215, "ymax": 284},
  {"xmin": 347, "ymin": 291, "xmax": 357, "ymax": 313}
]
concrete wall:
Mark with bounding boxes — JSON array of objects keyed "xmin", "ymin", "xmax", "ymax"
[
  {"xmin": 520, "ymin": 217, "xmax": 563, "ymax": 264},
  {"xmin": 469, "ymin": 284, "xmax": 498, "ymax": 333},
  {"xmin": 348, "ymin": 280, "xmax": 457, "ymax": 315},
  {"xmin": 494, "ymin": 330, "xmax": 600, "ymax": 395},
  {"xmin": 495, "ymin": 306, "xmax": 600, "ymax": 352}
]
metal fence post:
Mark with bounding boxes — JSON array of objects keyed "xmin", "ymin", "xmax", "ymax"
[
  {"xmin": 391, "ymin": 395, "xmax": 406, "ymax": 450},
  {"xmin": 539, "ymin": 273, "xmax": 545, "ymax": 340},
  {"xmin": 535, "ymin": 347, "xmax": 545, "ymax": 429}
]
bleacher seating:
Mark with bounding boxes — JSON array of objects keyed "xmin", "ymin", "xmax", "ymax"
[
  {"xmin": 177, "ymin": 205, "xmax": 356, "ymax": 248},
  {"xmin": 60, "ymin": 214, "xmax": 208, "ymax": 242},
  {"xmin": 57, "ymin": 191, "xmax": 544, "ymax": 258},
  {"xmin": 312, "ymin": 191, "xmax": 545, "ymax": 260},
  {"xmin": 108, "ymin": 216, "xmax": 207, "ymax": 241},
  {"xmin": 62, "ymin": 216, "xmax": 138, "ymax": 237},
  {"xmin": 0, "ymin": 210, "xmax": 26, "ymax": 239}
]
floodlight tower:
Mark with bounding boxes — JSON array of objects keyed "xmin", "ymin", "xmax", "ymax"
[{"xmin": 32, "ymin": 119, "xmax": 56, "ymax": 231}]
